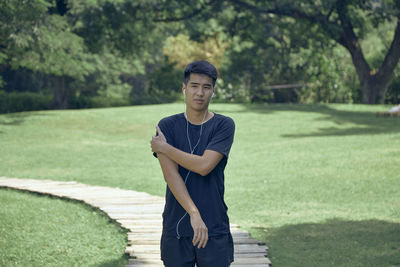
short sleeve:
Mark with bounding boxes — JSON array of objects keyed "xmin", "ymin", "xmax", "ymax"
[
  {"xmin": 153, "ymin": 117, "xmax": 175, "ymax": 158},
  {"xmin": 206, "ymin": 117, "xmax": 235, "ymax": 158}
]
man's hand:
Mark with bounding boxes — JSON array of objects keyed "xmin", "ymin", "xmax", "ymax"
[
  {"xmin": 190, "ymin": 211, "xmax": 208, "ymax": 248},
  {"xmin": 151, "ymin": 126, "xmax": 167, "ymax": 154}
]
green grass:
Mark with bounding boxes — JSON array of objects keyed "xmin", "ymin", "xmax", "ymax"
[
  {"xmin": 0, "ymin": 188, "xmax": 128, "ymax": 267},
  {"xmin": 0, "ymin": 103, "xmax": 399, "ymax": 266}
]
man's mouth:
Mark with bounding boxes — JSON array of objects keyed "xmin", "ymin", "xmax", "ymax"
[{"xmin": 194, "ymin": 99, "xmax": 204, "ymax": 103}]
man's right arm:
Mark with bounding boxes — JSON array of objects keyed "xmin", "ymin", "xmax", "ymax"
[{"xmin": 157, "ymin": 153, "xmax": 208, "ymax": 248}]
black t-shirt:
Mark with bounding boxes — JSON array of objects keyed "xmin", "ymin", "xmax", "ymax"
[{"xmin": 154, "ymin": 112, "xmax": 235, "ymax": 237}]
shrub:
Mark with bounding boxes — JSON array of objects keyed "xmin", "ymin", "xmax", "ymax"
[{"xmin": 0, "ymin": 91, "xmax": 52, "ymax": 113}]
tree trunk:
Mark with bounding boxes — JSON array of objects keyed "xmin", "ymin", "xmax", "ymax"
[
  {"xmin": 362, "ymin": 76, "xmax": 389, "ymax": 104},
  {"xmin": 337, "ymin": 5, "xmax": 400, "ymax": 104},
  {"xmin": 50, "ymin": 75, "xmax": 69, "ymax": 109}
]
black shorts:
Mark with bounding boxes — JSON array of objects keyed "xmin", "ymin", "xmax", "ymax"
[{"xmin": 160, "ymin": 233, "xmax": 234, "ymax": 267}]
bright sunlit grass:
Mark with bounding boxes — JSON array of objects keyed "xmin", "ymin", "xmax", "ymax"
[{"xmin": 0, "ymin": 103, "xmax": 399, "ymax": 266}]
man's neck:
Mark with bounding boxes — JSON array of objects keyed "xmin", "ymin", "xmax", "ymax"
[{"xmin": 185, "ymin": 109, "xmax": 211, "ymax": 125}]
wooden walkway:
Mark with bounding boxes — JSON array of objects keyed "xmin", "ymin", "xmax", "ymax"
[{"xmin": 0, "ymin": 177, "xmax": 271, "ymax": 267}]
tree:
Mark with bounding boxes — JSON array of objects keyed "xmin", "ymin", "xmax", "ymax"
[
  {"xmin": 0, "ymin": 0, "xmax": 164, "ymax": 108},
  {"xmin": 154, "ymin": 0, "xmax": 400, "ymax": 104},
  {"xmin": 0, "ymin": 0, "xmax": 95, "ymax": 108}
]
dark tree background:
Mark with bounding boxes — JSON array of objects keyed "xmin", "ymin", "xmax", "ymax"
[{"xmin": 1, "ymin": 0, "xmax": 399, "ymax": 111}]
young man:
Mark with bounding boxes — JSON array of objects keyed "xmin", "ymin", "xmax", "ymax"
[{"xmin": 151, "ymin": 60, "xmax": 235, "ymax": 267}]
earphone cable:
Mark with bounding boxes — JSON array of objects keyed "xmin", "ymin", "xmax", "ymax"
[{"xmin": 176, "ymin": 110, "xmax": 208, "ymax": 239}]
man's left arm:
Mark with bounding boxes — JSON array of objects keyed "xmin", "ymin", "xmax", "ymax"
[{"xmin": 152, "ymin": 126, "xmax": 223, "ymax": 176}]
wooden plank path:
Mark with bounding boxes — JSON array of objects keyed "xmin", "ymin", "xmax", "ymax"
[{"xmin": 0, "ymin": 177, "xmax": 271, "ymax": 267}]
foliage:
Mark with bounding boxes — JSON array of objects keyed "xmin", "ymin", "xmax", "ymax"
[
  {"xmin": 68, "ymin": 95, "xmax": 131, "ymax": 109},
  {"xmin": 0, "ymin": 0, "xmax": 91, "ymax": 79},
  {"xmin": 0, "ymin": 0, "xmax": 168, "ymax": 108},
  {"xmin": 146, "ymin": 58, "xmax": 182, "ymax": 104},
  {"xmin": 1, "ymin": 0, "xmax": 400, "ymax": 108},
  {"xmin": 163, "ymin": 34, "xmax": 229, "ymax": 70},
  {"xmin": 385, "ymin": 65, "xmax": 400, "ymax": 104},
  {"xmin": 0, "ymin": 90, "xmax": 51, "ymax": 113},
  {"xmin": 0, "ymin": 90, "xmax": 134, "ymax": 114},
  {"xmin": 154, "ymin": 0, "xmax": 400, "ymax": 104},
  {"xmin": 288, "ymin": 44, "xmax": 360, "ymax": 104}
]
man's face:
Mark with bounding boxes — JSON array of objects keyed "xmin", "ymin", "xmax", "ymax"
[{"xmin": 183, "ymin": 73, "xmax": 214, "ymax": 111}]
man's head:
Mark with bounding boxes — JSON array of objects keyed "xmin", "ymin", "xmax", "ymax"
[
  {"xmin": 184, "ymin": 60, "xmax": 218, "ymax": 87},
  {"xmin": 182, "ymin": 61, "xmax": 217, "ymax": 112}
]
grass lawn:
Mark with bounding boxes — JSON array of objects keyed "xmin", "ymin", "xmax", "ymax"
[
  {"xmin": 0, "ymin": 103, "xmax": 399, "ymax": 266},
  {"xmin": 0, "ymin": 188, "xmax": 128, "ymax": 267}
]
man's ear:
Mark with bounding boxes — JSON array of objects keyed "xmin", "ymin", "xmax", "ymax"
[{"xmin": 182, "ymin": 82, "xmax": 186, "ymax": 95}]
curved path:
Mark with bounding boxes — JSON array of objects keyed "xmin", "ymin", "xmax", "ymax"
[{"xmin": 0, "ymin": 177, "xmax": 271, "ymax": 267}]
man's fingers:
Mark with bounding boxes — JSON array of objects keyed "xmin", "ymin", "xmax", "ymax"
[
  {"xmin": 192, "ymin": 228, "xmax": 203, "ymax": 247},
  {"xmin": 197, "ymin": 230, "xmax": 203, "ymax": 248},
  {"xmin": 200, "ymin": 229, "xmax": 208, "ymax": 248},
  {"xmin": 198, "ymin": 230, "xmax": 206, "ymax": 248},
  {"xmin": 192, "ymin": 231, "xmax": 199, "ymax": 246},
  {"xmin": 151, "ymin": 135, "xmax": 160, "ymax": 153},
  {"xmin": 193, "ymin": 227, "xmax": 208, "ymax": 248},
  {"xmin": 156, "ymin": 126, "xmax": 166, "ymax": 141},
  {"xmin": 202, "ymin": 230, "xmax": 208, "ymax": 248},
  {"xmin": 190, "ymin": 214, "xmax": 208, "ymax": 248},
  {"xmin": 156, "ymin": 126, "xmax": 161, "ymax": 135}
]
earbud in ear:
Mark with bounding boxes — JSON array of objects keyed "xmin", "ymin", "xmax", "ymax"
[
  {"xmin": 211, "ymin": 93, "xmax": 215, "ymax": 98},
  {"xmin": 183, "ymin": 90, "xmax": 186, "ymax": 95}
]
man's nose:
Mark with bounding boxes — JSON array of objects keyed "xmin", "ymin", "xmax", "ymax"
[{"xmin": 196, "ymin": 88, "xmax": 204, "ymax": 96}]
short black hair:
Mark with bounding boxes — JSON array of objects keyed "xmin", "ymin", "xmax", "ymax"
[{"xmin": 184, "ymin": 60, "xmax": 218, "ymax": 87}]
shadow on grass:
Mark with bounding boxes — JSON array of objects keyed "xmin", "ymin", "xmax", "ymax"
[
  {"xmin": 0, "ymin": 112, "xmax": 54, "ymax": 127},
  {"xmin": 251, "ymin": 219, "xmax": 400, "ymax": 267},
  {"xmin": 234, "ymin": 104, "xmax": 400, "ymax": 137}
]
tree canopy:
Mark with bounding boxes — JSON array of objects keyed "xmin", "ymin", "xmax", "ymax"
[
  {"xmin": 1, "ymin": 0, "xmax": 399, "ymax": 109},
  {"xmin": 153, "ymin": 0, "xmax": 400, "ymax": 104}
]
